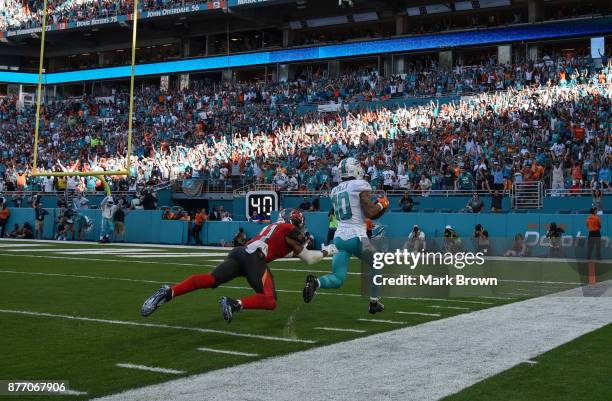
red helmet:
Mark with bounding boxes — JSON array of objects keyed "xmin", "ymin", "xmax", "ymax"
[{"xmin": 287, "ymin": 208, "xmax": 305, "ymax": 229}]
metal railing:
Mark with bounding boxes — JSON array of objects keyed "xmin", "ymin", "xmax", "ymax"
[{"xmin": 512, "ymin": 182, "xmax": 543, "ymax": 209}]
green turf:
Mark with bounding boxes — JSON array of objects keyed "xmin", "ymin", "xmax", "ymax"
[
  {"xmin": 443, "ymin": 323, "xmax": 612, "ymax": 401},
  {"xmin": 0, "ymin": 240, "xmax": 600, "ymax": 400}
]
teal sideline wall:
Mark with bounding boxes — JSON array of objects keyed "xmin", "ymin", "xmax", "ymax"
[{"xmin": 4, "ymin": 208, "xmax": 609, "ymax": 248}]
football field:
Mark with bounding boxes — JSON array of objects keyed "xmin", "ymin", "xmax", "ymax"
[{"xmin": 1, "ymin": 239, "xmax": 611, "ymax": 401}]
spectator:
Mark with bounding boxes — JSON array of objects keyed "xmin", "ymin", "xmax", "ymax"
[
  {"xmin": 113, "ymin": 205, "xmax": 126, "ymax": 242},
  {"xmin": 141, "ymin": 190, "xmax": 157, "ymax": 210},
  {"xmin": 299, "ymin": 197, "xmax": 312, "ymax": 211},
  {"xmin": 221, "ymin": 212, "xmax": 233, "ymax": 222},
  {"xmin": 592, "ymin": 188, "xmax": 603, "ymax": 211},
  {"xmin": 191, "ymin": 209, "xmax": 207, "ymax": 245},
  {"xmin": 0, "ymin": 200, "xmax": 10, "ymax": 238},
  {"xmin": 464, "ymin": 193, "xmax": 484, "ymax": 213},
  {"xmin": 311, "ymin": 196, "xmax": 321, "ymax": 212},
  {"xmin": 504, "ymin": 234, "xmax": 527, "ymax": 257},
  {"xmin": 586, "ymin": 208, "xmax": 602, "ymax": 260},
  {"xmin": 490, "ymin": 189, "xmax": 504, "ymax": 212},
  {"xmin": 233, "ymin": 227, "xmax": 247, "ymax": 246},
  {"xmin": 34, "ymin": 203, "xmax": 48, "ymax": 239},
  {"xmin": 419, "ymin": 174, "xmax": 432, "ymax": 197},
  {"xmin": 551, "ymin": 161, "xmax": 565, "ymax": 195},
  {"xmin": 399, "ymin": 192, "xmax": 415, "ymax": 212},
  {"xmin": 209, "ymin": 206, "xmax": 223, "ymax": 221}
]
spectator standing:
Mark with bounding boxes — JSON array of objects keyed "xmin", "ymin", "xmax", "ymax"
[
  {"xmin": 34, "ymin": 204, "xmax": 48, "ymax": 239},
  {"xmin": 586, "ymin": 208, "xmax": 602, "ymax": 260},
  {"xmin": 419, "ymin": 174, "xmax": 432, "ymax": 196},
  {"xmin": 113, "ymin": 206, "xmax": 126, "ymax": 242},
  {"xmin": 592, "ymin": 188, "xmax": 603, "ymax": 211},
  {"xmin": 490, "ymin": 189, "xmax": 504, "ymax": 212},
  {"xmin": 193, "ymin": 208, "xmax": 208, "ymax": 245}
]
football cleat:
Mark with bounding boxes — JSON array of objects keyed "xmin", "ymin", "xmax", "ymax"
[
  {"xmin": 368, "ymin": 300, "xmax": 385, "ymax": 314},
  {"xmin": 141, "ymin": 285, "xmax": 172, "ymax": 317},
  {"xmin": 303, "ymin": 274, "xmax": 319, "ymax": 303},
  {"xmin": 219, "ymin": 296, "xmax": 241, "ymax": 323}
]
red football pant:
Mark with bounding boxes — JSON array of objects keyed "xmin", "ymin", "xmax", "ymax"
[
  {"xmin": 240, "ymin": 270, "xmax": 277, "ymax": 310},
  {"xmin": 172, "ymin": 274, "xmax": 216, "ymax": 297}
]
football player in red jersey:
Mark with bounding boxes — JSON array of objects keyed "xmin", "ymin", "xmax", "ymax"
[{"xmin": 141, "ymin": 209, "xmax": 337, "ymax": 323}]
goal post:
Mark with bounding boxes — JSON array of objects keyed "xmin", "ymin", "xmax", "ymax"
[{"xmin": 29, "ymin": 0, "xmax": 141, "ymax": 197}]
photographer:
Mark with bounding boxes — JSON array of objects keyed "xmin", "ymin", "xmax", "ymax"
[
  {"xmin": 546, "ymin": 222, "xmax": 565, "ymax": 258},
  {"xmin": 233, "ymin": 227, "xmax": 247, "ymax": 247},
  {"xmin": 474, "ymin": 224, "xmax": 490, "ymax": 254},
  {"xmin": 504, "ymin": 233, "xmax": 527, "ymax": 257},
  {"xmin": 407, "ymin": 225, "xmax": 426, "ymax": 252},
  {"xmin": 444, "ymin": 224, "xmax": 462, "ymax": 252}
]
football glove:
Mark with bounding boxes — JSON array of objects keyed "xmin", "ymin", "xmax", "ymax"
[
  {"xmin": 376, "ymin": 197, "xmax": 390, "ymax": 210},
  {"xmin": 322, "ymin": 244, "xmax": 339, "ymax": 257}
]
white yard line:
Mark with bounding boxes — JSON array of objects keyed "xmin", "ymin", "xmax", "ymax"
[
  {"xmin": 0, "ymin": 243, "xmax": 43, "ymax": 248},
  {"xmin": 0, "ymin": 253, "xmax": 217, "ymax": 268},
  {"xmin": 314, "ymin": 327, "xmax": 367, "ymax": 333},
  {"xmin": 0, "ymin": 238, "xmax": 230, "ymax": 251},
  {"xmin": 357, "ymin": 318, "xmax": 407, "ymax": 324},
  {"xmin": 60, "ymin": 389, "xmax": 88, "ymax": 395},
  {"xmin": 427, "ymin": 305, "xmax": 471, "ymax": 310},
  {"xmin": 122, "ymin": 253, "xmax": 232, "ymax": 258},
  {"xmin": 395, "ymin": 311, "xmax": 441, "ymax": 317},
  {"xmin": 115, "ymin": 363, "xmax": 185, "ymax": 375},
  {"xmin": 196, "ymin": 347, "xmax": 259, "ymax": 357},
  {"xmin": 8, "ymin": 248, "xmax": 158, "ymax": 253},
  {"xmin": 0, "ymin": 309, "xmax": 315, "ymax": 344},
  {"xmin": 90, "ymin": 295, "xmax": 612, "ymax": 401},
  {"xmin": 525, "ymin": 360, "xmax": 539, "ymax": 365}
]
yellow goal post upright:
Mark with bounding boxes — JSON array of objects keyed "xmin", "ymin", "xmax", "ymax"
[{"xmin": 29, "ymin": 0, "xmax": 140, "ymax": 197}]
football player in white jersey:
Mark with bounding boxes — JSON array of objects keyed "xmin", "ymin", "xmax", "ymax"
[{"xmin": 302, "ymin": 157, "xmax": 389, "ymax": 314}]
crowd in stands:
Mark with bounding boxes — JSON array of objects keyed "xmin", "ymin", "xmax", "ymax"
[{"xmin": 0, "ymin": 55, "xmax": 611, "ymax": 199}]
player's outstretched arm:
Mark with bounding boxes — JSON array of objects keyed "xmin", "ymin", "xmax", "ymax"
[
  {"xmin": 286, "ymin": 237, "xmax": 336, "ymax": 265},
  {"xmin": 360, "ymin": 191, "xmax": 389, "ymax": 219}
]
